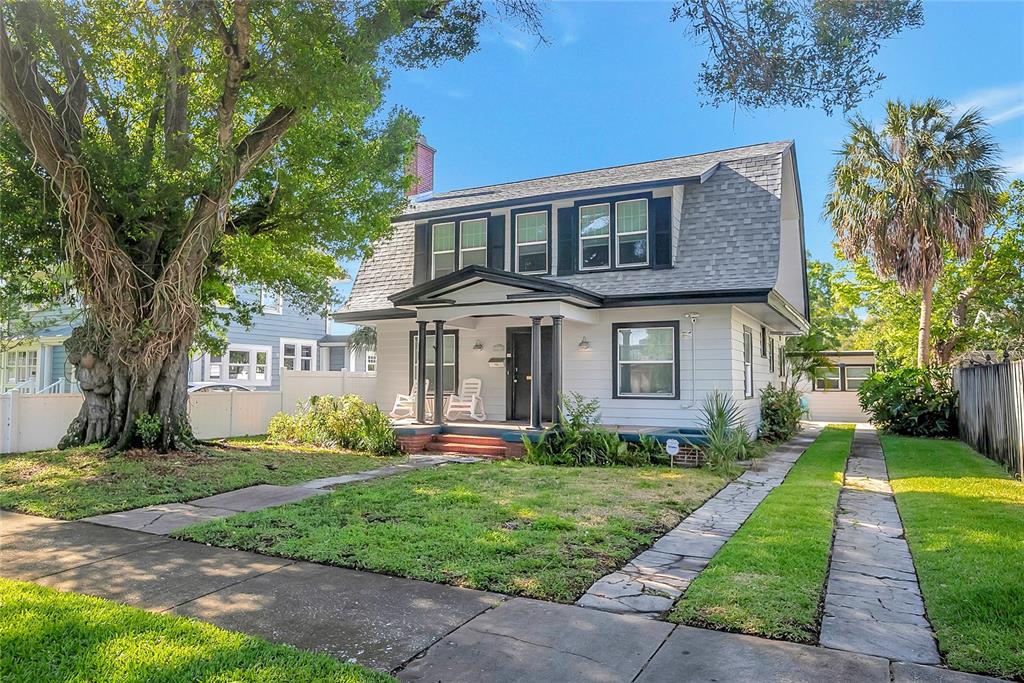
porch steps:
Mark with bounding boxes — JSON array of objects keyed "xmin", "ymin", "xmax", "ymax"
[{"xmin": 423, "ymin": 434, "xmax": 508, "ymax": 459}]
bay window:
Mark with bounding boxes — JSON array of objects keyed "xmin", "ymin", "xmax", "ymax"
[
  {"xmin": 515, "ymin": 210, "xmax": 549, "ymax": 274},
  {"xmin": 613, "ymin": 322, "xmax": 678, "ymax": 399},
  {"xmin": 614, "ymin": 199, "xmax": 649, "ymax": 267}
]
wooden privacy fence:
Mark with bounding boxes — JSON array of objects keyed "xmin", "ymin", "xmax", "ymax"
[{"xmin": 954, "ymin": 360, "xmax": 1024, "ymax": 478}]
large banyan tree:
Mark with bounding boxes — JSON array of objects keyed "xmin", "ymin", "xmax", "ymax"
[{"xmin": 0, "ymin": 0, "xmax": 539, "ymax": 451}]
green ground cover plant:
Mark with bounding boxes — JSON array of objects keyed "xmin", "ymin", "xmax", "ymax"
[
  {"xmin": 175, "ymin": 460, "xmax": 728, "ymax": 603},
  {"xmin": 884, "ymin": 435, "xmax": 1024, "ymax": 678},
  {"xmin": 0, "ymin": 579, "xmax": 391, "ymax": 682},
  {"xmin": 669, "ymin": 425, "xmax": 854, "ymax": 642}
]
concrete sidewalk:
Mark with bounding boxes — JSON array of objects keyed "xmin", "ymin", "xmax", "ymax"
[{"xmin": 0, "ymin": 510, "xmax": 1000, "ymax": 682}]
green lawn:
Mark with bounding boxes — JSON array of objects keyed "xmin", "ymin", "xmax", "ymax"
[
  {"xmin": 883, "ymin": 435, "xmax": 1024, "ymax": 679},
  {"xmin": 0, "ymin": 578, "xmax": 391, "ymax": 683},
  {"xmin": 668, "ymin": 425, "xmax": 854, "ymax": 642},
  {"xmin": 0, "ymin": 438, "xmax": 402, "ymax": 520},
  {"xmin": 175, "ymin": 461, "xmax": 728, "ymax": 603}
]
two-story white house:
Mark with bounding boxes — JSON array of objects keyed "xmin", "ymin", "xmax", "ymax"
[{"xmin": 335, "ymin": 139, "xmax": 809, "ymax": 453}]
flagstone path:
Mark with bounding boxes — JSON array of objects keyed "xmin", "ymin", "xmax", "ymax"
[
  {"xmin": 819, "ymin": 426, "xmax": 940, "ymax": 664},
  {"xmin": 82, "ymin": 453, "xmax": 479, "ymax": 536},
  {"xmin": 576, "ymin": 426, "xmax": 823, "ymax": 617}
]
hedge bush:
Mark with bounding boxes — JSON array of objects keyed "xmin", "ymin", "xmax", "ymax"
[
  {"xmin": 857, "ymin": 368, "xmax": 958, "ymax": 437},
  {"xmin": 758, "ymin": 384, "xmax": 804, "ymax": 442},
  {"xmin": 268, "ymin": 395, "xmax": 399, "ymax": 456}
]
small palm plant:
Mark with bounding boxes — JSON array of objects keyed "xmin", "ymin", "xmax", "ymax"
[
  {"xmin": 697, "ymin": 390, "xmax": 751, "ymax": 471},
  {"xmin": 826, "ymin": 99, "xmax": 1003, "ymax": 367}
]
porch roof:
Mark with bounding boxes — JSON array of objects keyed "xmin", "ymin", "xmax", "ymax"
[{"xmin": 388, "ymin": 266, "xmax": 604, "ymax": 308}]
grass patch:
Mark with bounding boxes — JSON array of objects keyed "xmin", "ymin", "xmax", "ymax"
[
  {"xmin": 0, "ymin": 439, "xmax": 403, "ymax": 520},
  {"xmin": 668, "ymin": 425, "xmax": 854, "ymax": 642},
  {"xmin": 883, "ymin": 435, "xmax": 1024, "ymax": 679},
  {"xmin": 175, "ymin": 461, "xmax": 728, "ymax": 603},
  {"xmin": 0, "ymin": 578, "xmax": 390, "ymax": 682}
]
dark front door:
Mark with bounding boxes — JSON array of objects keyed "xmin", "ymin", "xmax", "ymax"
[{"xmin": 507, "ymin": 327, "xmax": 553, "ymax": 422}]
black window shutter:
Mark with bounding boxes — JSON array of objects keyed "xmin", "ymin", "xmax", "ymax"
[
  {"xmin": 487, "ymin": 215, "xmax": 506, "ymax": 270},
  {"xmin": 652, "ymin": 196, "xmax": 672, "ymax": 269},
  {"xmin": 557, "ymin": 207, "xmax": 577, "ymax": 275},
  {"xmin": 413, "ymin": 222, "xmax": 430, "ymax": 284}
]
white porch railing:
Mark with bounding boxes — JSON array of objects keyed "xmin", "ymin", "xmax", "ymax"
[
  {"xmin": 38, "ymin": 378, "xmax": 80, "ymax": 394},
  {"xmin": 1, "ymin": 380, "xmax": 36, "ymax": 395}
]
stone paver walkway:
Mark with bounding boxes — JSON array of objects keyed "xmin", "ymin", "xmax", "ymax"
[
  {"xmin": 83, "ymin": 453, "xmax": 479, "ymax": 536},
  {"xmin": 2, "ymin": 510, "xmax": 1001, "ymax": 682},
  {"xmin": 576, "ymin": 426, "xmax": 823, "ymax": 616},
  {"xmin": 820, "ymin": 426, "xmax": 940, "ymax": 665}
]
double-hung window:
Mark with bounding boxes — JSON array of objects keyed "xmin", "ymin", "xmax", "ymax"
[
  {"xmin": 1, "ymin": 349, "xmax": 38, "ymax": 392},
  {"xmin": 769, "ymin": 338, "xmax": 776, "ymax": 373},
  {"xmin": 579, "ymin": 204, "xmax": 611, "ymax": 270},
  {"xmin": 613, "ymin": 322, "xmax": 678, "ymax": 399},
  {"xmin": 515, "ymin": 210, "xmax": 549, "ymax": 274},
  {"xmin": 615, "ymin": 199, "xmax": 649, "ymax": 267},
  {"xmin": 459, "ymin": 218, "xmax": 488, "ymax": 268},
  {"xmin": 282, "ymin": 339, "xmax": 316, "ymax": 372},
  {"xmin": 742, "ymin": 326, "xmax": 754, "ymax": 398},
  {"xmin": 431, "ymin": 222, "xmax": 457, "ymax": 278},
  {"xmin": 206, "ymin": 345, "xmax": 271, "ymax": 386},
  {"xmin": 260, "ymin": 288, "xmax": 283, "ymax": 314},
  {"xmin": 409, "ymin": 331, "xmax": 458, "ymax": 394}
]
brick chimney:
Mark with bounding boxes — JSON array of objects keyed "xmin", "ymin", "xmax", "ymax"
[{"xmin": 407, "ymin": 135, "xmax": 435, "ymax": 197}]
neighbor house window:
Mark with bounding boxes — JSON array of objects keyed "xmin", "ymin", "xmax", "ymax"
[
  {"xmin": 815, "ymin": 367, "xmax": 842, "ymax": 391},
  {"xmin": 409, "ymin": 331, "xmax": 458, "ymax": 393},
  {"xmin": 742, "ymin": 326, "xmax": 754, "ymax": 398},
  {"xmin": 431, "ymin": 221, "xmax": 456, "ymax": 278},
  {"xmin": 615, "ymin": 199, "xmax": 649, "ymax": 267},
  {"xmin": 366, "ymin": 351, "xmax": 377, "ymax": 373},
  {"xmin": 1, "ymin": 349, "xmax": 38, "ymax": 392},
  {"xmin": 843, "ymin": 365, "xmax": 874, "ymax": 391},
  {"xmin": 613, "ymin": 322, "xmax": 678, "ymax": 399},
  {"xmin": 281, "ymin": 339, "xmax": 316, "ymax": 372},
  {"xmin": 579, "ymin": 204, "xmax": 611, "ymax": 270},
  {"xmin": 459, "ymin": 218, "xmax": 488, "ymax": 268},
  {"xmin": 260, "ymin": 287, "xmax": 283, "ymax": 314},
  {"xmin": 515, "ymin": 211, "xmax": 548, "ymax": 274},
  {"xmin": 205, "ymin": 345, "xmax": 271, "ymax": 386}
]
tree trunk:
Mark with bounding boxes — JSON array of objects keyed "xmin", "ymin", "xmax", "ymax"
[
  {"xmin": 917, "ymin": 278, "xmax": 934, "ymax": 368},
  {"xmin": 59, "ymin": 324, "xmax": 195, "ymax": 452}
]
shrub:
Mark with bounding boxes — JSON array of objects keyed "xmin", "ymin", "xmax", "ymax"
[
  {"xmin": 134, "ymin": 412, "xmax": 161, "ymax": 448},
  {"xmin": 522, "ymin": 391, "xmax": 656, "ymax": 467},
  {"xmin": 697, "ymin": 391, "xmax": 753, "ymax": 471},
  {"xmin": 858, "ymin": 368, "xmax": 958, "ymax": 437},
  {"xmin": 266, "ymin": 394, "xmax": 400, "ymax": 455},
  {"xmin": 758, "ymin": 384, "xmax": 805, "ymax": 442}
]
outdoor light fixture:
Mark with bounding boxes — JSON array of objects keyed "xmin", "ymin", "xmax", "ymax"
[
  {"xmin": 578, "ymin": 336, "xmax": 591, "ymax": 350},
  {"xmin": 473, "ymin": 339, "xmax": 484, "ymax": 351},
  {"xmin": 493, "ymin": 343, "xmax": 505, "ymax": 353}
]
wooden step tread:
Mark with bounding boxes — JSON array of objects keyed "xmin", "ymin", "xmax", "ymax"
[
  {"xmin": 436, "ymin": 434, "xmax": 506, "ymax": 446},
  {"xmin": 423, "ymin": 441, "xmax": 507, "ymax": 456}
]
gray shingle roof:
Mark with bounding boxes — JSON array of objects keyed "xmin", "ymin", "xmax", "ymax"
[{"xmin": 342, "ymin": 141, "xmax": 791, "ymax": 314}]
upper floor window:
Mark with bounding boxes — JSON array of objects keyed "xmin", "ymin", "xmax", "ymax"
[
  {"xmin": 579, "ymin": 204, "xmax": 611, "ymax": 270},
  {"xmin": 431, "ymin": 221, "xmax": 456, "ymax": 278},
  {"xmin": 515, "ymin": 211, "xmax": 549, "ymax": 274},
  {"xmin": 260, "ymin": 287, "xmax": 283, "ymax": 314},
  {"xmin": 459, "ymin": 218, "xmax": 488, "ymax": 268},
  {"xmin": 615, "ymin": 199, "xmax": 648, "ymax": 267}
]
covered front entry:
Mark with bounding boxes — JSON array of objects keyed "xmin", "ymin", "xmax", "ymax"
[{"xmin": 506, "ymin": 326, "xmax": 553, "ymax": 422}]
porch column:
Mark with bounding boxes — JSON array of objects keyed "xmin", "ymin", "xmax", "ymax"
[
  {"xmin": 551, "ymin": 315, "xmax": 563, "ymax": 425},
  {"xmin": 530, "ymin": 315, "xmax": 543, "ymax": 430},
  {"xmin": 433, "ymin": 320, "xmax": 445, "ymax": 425},
  {"xmin": 415, "ymin": 320, "xmax": 428, "ymax": 423}
]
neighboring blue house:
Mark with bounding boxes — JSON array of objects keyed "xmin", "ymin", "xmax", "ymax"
[{"xmin": 0, "ymin": 286, "xmax": 372, "ymax": 394}]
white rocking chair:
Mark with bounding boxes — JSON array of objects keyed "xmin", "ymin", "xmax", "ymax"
[
  {"xmin": 390, "ymin": 378, "xmax": 431, "ymax": 420},
  {"xmin": 445, "ymin": 377, "xmax": 487, "ymax": 422}
]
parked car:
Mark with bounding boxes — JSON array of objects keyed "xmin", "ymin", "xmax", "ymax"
[{"xmin": 187, "ymin": 382, "xmax": 254, "ymax": 394}]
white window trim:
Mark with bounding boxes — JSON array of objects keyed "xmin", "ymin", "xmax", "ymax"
[
  {"xmin": 613, "ymin": 198, "xmax": 649, "ymax": 269},
  {"xmin": 260, "ymin": 287, "xmax": 283, "ymax": 315},
  {"xmin": 204, "ymin": 344, "xmax": 272, "ymax": 387},
  {"xmin": 514, "ymin": 210, "xmax": 549, "ymax": 275},
  {"xmin": 280, "ymin": 338, "xmax": 318, "ymax": 372},
  {"xmin": 431, "ymin": 221, "xmax": 456, "ymax": 279},
  {"xmin": 0, "ymin": 345, "xmax": 42, "ymax": 392},
  {"xmin": 614, "ymin": 326, "xmax": 677, "ymax": 398},
  {"xmin": 458, "ymin": 218, "xmax": 488, "ymax": 269},
  {"xmin": 578, "ymin": 203, "xmax": 612, "ymax": 272}
]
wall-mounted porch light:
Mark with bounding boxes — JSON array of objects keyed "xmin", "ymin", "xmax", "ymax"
[
  {"xmin": 578, "ymin": 336, "xmax": 591, "ymax": 350},
  {"xmin": 473, "ymin": 339, "xmax": 484, "ymax": 351}
]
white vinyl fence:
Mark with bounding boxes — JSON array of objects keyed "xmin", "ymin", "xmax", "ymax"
[{"xmin": 0, "ymin": 370, "xmax": 376, "ymax": 455}]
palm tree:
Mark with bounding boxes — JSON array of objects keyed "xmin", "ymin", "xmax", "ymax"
[
  {"xmin": 347, "ymin": 325, "xmax": 377, "ymax": 350},
  {"xmin": 826, "ymin": 99, "xmax": 1002, "ymax": 367}
]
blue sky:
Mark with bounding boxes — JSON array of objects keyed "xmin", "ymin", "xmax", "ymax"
[{"xmin": 335, "ymin": 1, "xmax": 1024, "ymax": 325}]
